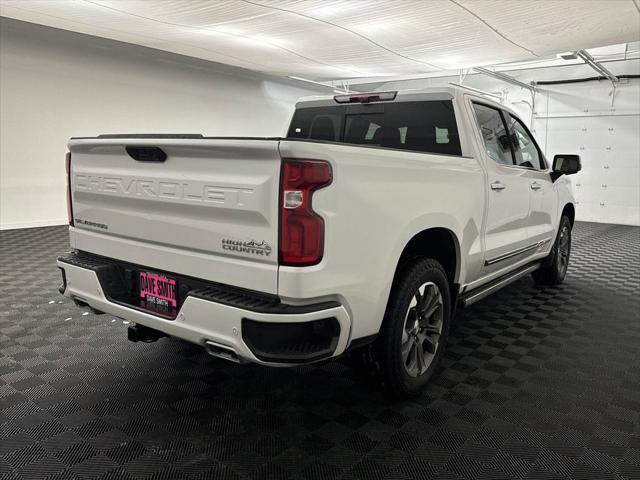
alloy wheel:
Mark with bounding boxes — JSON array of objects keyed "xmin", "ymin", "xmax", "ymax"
[
  {"xmin": 558, "ymin": 225, "xmax": 570, "ymax": 275},
  {"xmin": 401, "ymin": 282, "xmax": 444, "ymax": 377}
]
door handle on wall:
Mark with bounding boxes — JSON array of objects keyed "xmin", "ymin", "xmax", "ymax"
[
  {"xmin": 530, "ymin": 182, "xmax": 542, "ymax": 191},
  {"xmin": 491, "ymin": 181, "xmax": 506, "ymax": 191}
]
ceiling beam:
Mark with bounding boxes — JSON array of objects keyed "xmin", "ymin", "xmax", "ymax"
[
  {"xmin": 449, "ymin": 83, "xmax": 503, "ymax": 100},
  {"xmin": 288, "ymin": 76, "xmax": 336, "ymax": 89},
  {"xmin": 323, "ymin": 71, "xmax": 457, "ymax": 88},
  {"xmin": 575, "ymin": 50, "xmax": 619, "ymax": 83},
  {"xmin": 473, "ymin": 66, "xmax": 536, "ymax": 91}
]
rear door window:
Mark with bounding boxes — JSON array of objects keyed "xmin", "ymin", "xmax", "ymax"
[
  {"xmin": 471, "ymin": 103, "xmax": 515, "ymax": 166},
  {"xmin": 504, "ymin": 113, "xmax": 546, "ymax": 170},
  {"xmin": 287, "ymin": 100, "xmax": 462, "ymax": 156}
]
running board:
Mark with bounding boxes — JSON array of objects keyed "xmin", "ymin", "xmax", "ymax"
[{"xmin": 458, "ymin": 262, "xmax": 541, "ymax": 308}]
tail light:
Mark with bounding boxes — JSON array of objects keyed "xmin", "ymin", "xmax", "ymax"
[
  {"xmin": 65, "ymin": 152, "xmax": 74, "ymax": 226},
  {"xmin": 279, "ymin": 159, "xmax": 332, "ymax": 266}
]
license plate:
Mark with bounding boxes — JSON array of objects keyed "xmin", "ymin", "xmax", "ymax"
[{"xmin": 138, "ymin": 271, "xmax": 177, "ymax": 309}]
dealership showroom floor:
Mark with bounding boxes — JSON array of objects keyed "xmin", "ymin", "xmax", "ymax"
[
  {"xmin": 2, "ymin": 2, "xmax": 640, "ymax": 480},
  {"xmin": 1, "ymin": 223, "xmax": 639, "ymax": 480}
]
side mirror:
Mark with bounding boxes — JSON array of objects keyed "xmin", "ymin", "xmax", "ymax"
[{"xmin": 551, "ymin": 154, "xmax": 581, "ymax": 181}]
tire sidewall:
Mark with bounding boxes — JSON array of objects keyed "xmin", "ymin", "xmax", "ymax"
[
  {"xmin": 553, "ymin": 216, "xmax": 572, "ymax": 282},
  {"xmin": 385, "ymin": 259, "xmax": 451, "ymax": 396}
]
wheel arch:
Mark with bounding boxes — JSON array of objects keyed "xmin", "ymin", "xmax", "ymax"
[
  {"xmin": 562, "ymin": 203, "xmax": 575, "ymax": 226},
  {"xmin": 393, "ymin": 227, "xmax": 461, "ymax": 287}
]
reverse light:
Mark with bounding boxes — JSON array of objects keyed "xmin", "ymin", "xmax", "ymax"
[
  {"xmin": 279, "ymin": 159, "xmax": 332, "ymax": 266},
  {"xmin": 65, "ymin": 152, "xmax": 74, "ymax": 226},
  {"xmin": 284, "ymin": 190, "xmax": 303, "ymax": 209}
]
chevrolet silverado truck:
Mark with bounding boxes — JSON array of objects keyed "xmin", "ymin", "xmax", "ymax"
[{"xmin": 57, "ymin": 86, "xmax": 581, "ymax": 397}]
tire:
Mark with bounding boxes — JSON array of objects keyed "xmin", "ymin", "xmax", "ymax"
[
  {"xmin": 532, "ymin": 215, "xmax": 572, "ymax": 285},
  {"xmin": 374, "ymin": 258, "xmax": 451, "ymax": 399}
]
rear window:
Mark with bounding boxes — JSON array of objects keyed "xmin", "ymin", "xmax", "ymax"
[{"xmin": 287, "ymin": 100, "xmax": 461, "ymax": 156}]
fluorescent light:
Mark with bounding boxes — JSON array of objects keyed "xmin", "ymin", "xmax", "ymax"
[{"xmin": 557, "ymin": 52, "xmax": 579, "ymax": 60}]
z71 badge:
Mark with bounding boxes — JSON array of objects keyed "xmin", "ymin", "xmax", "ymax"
[{"xmin": 222, "ymin": 239, "xmax": 272, "ymax": 256}]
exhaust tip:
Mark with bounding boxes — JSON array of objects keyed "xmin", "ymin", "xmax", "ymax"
[
  {"xmin": 73, "ymin": 298, "xmax": 89, "ymax": 308},
  {"xmin": 204, "ymin": 340, "xmax": 240, "ymax": 363},
  {"xmin": 72, "ymin": 297, "xmax": 104, "ymax": 315},
  {"xmin": 58, "ymin": 267, "xmax": 67, "ymax": 294}
]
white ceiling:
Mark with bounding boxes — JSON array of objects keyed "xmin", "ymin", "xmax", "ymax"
[{"xmin": 1, "ymin": 0, "xmax": 639, "ymax": 81}]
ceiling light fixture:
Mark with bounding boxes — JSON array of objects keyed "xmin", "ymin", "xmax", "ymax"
[{"xmin": 557, "ymin": 52, "xmax": 579, "ymax": 60}]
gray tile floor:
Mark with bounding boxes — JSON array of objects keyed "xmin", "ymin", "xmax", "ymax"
[{"xmin": 1, "ymin": 222, "xmax": 639, "ymax": 480}]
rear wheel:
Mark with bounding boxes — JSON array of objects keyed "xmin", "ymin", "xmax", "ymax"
[
  {"xmin": 375, "ymin": 258, "xmax": 451, "ymax": 398},
  {"xmin": 532, "ymin": 215, "xmax": 572, "ymax": 285}
]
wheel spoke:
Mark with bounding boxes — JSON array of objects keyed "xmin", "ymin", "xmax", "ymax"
[
  {"xmin": 413, "ymin": 340, "xmax": 421, "ymax": 372},
  {"xmin": 415, "ymin": 340, "xmax": 425, "ymax": 373},
  {"xmin": 401, "ymin": 338, "xmax": 413, "ymax": 362},
  {"xmin": 423, "ymin": 323, "xmax": 441, "ymax": 335},
  {"xmin": 421, "ymin": 333, "xmax": 437, "ymax": 354},
  {"xmin": 414, "ymin": 290, "xmax": 423, "ymax": 311},
  {"xmin": 408, "ymin": 296, "xmax": 417, "ymax": 310},
  {"xmin": 422, "ymin": 291, "xmax": 441, "ymax": 319},
  {"xmin": 403, "ymin": 306, "xmax": 417, "ymax": 336},
  {"xmin": 406, "ymin": 341, "xmax": 418, "ymax": 374}
]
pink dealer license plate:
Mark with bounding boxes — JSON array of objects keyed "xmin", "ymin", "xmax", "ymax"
[{"xmin": 138, "ymin": 271, "xmax": 177, "ymax": 309}]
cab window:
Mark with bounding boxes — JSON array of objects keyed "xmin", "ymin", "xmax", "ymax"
[{"xmin": 287, "ymin": 100, "xmax": 462, "ymax": 156}]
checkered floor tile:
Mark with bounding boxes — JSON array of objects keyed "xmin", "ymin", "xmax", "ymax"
[{"xmin": 1, "ymin": 222, "xmax": 639, "ymax": 480}]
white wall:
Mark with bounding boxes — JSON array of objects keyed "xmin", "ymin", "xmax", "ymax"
[
  {"xmin": 358, "ymin": 61, "xmax": 640, "ymax": 226},
  {"xmin": 2, "ymin": 18, "xmax": 638, "ymax": 229},
  {"xmin": 532, "ymin": 77, "xmax": 640, "ymax": 226},
  {"xmin": 0, "ymin": 18, "xmax": 323, "ymax": 230}
]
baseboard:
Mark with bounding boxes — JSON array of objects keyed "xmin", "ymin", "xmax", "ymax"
[
  {"xmin": 0, "ymin": 219, "xmax": 68, "ymax": 231},
  {"xmin": 575, "ymin": 217, "xmax": 640, "ymax": 227}
]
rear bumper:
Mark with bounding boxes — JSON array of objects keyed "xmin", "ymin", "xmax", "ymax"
[{"xmin": 57, "ymin": 252, "xmax": 351, "ymax": 366}]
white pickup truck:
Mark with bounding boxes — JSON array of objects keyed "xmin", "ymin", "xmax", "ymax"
[{"xmin": 58, "ymin": 86, "xmax": 581, "ymax": 397}]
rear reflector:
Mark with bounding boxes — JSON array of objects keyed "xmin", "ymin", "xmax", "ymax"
[
  {"xmin": 279, "ymin": 159, "xmax": 332, "ymax": 266},
  {"xmin": 334, "ymin": 91, "xmax": 397, "ymax": 104},
  {"xmin": 65, "ymin": 152, "xmax": 73, "ymax": 226}
]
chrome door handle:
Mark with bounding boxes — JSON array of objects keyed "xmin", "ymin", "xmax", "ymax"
[
  {"xmin": 530, "ymin": 182, "xmax": 542, "ymax": 191},
  {"xmin": 491, "ymin": 181, "xmax": 506, "ymax": 191}
]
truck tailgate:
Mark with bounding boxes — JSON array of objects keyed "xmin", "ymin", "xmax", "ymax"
[{"xmin": 68, "ymin": 137, "xmax": 281, "ymax": 294}]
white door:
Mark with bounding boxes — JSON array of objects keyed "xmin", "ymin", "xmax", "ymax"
[
  {"xmin": 471, "ymin": 102, "xmax": 532, "ymax": 276},
  {"xmin": 504, "ymin": 112, "xmax": 557, "ymax": 247}
]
